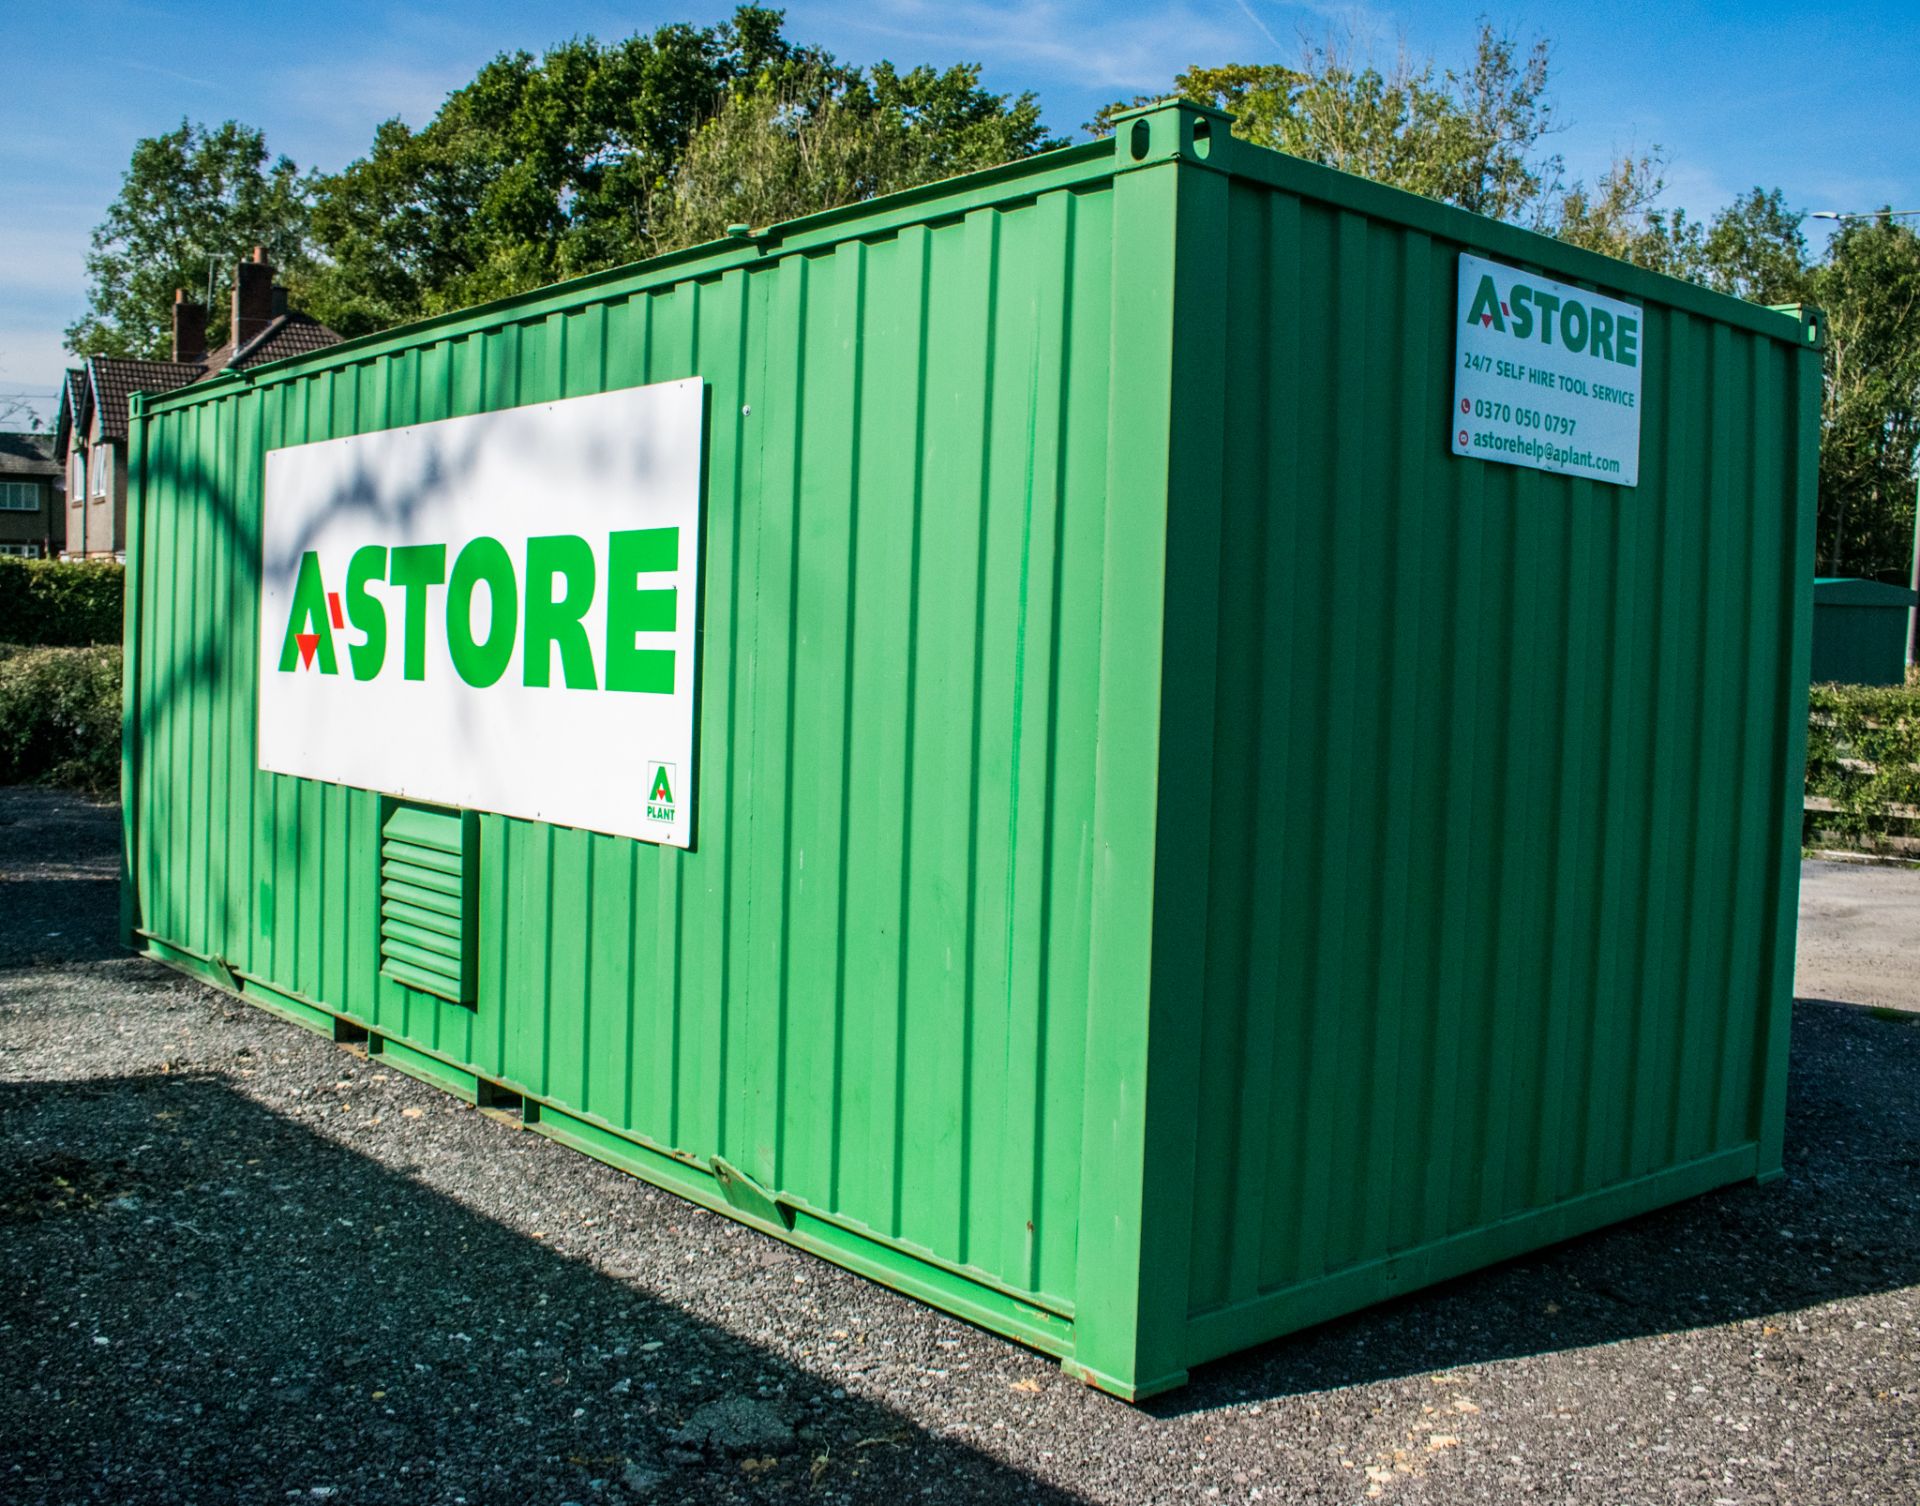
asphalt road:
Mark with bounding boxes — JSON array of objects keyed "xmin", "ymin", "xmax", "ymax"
[
  {"xmin": 1797, "ymin": 858, "xmax": 1920, "ymax": 1015},
  {"xmin": 2, "ymin": 787, "xmax": 1917, "ymax": 1504}
]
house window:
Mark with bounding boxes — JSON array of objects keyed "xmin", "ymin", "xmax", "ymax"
[
  {"xmin": 0, "ymin": 542, "xmax": 42, "ymax": 558},
  {"xmin": 0, "ymin": 481, "xmax": 41, "ymax": 511},
  {"xmin": 90, "ymin": 448, "xmax": 109, "ymax": 497}
]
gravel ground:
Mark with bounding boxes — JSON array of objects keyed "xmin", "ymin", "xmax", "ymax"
[
  {"xmin": 1797, "ymin": 859, "xmax": 1920, "ymax": 1015},
  {"xmin": 3, "ymin": 785, "xmax": 1917, "ymax": 1505}
]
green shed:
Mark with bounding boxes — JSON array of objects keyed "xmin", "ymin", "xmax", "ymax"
[
  {"xmin": 121, "ymin": 100, "xmax": 1823, "ymax": 1399},
  {"xmin": 1811, "ymin": 576, "xmax": 1917, "ymax": 686}
]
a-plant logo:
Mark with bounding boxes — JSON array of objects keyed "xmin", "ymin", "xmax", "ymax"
[
  {"xmin": 276, "ymin": 527, "xmax": 679, "ymax": 692},
  {"xmin": 646, "ymin": 763, "xmax": 676, "ymax": 823},
  {"xmin": 1463, "ymin": 271, "xmax": 1640, "ymax": 367},
  {"xmin": 257, "ymin": 377, "xmax": 703, "ymax": 849}
]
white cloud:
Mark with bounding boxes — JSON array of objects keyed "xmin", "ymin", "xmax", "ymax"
[{"xmin": 795, "ymin": 0, "xmax": 1251, "ymax": 93}]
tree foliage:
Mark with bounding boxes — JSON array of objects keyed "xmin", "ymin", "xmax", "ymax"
[
  {"xmin": 1549, "ymin": 150, "xmax": 1703, "ymax": 276},
  {"xmin": 0, "ymin": 643, "xmax": 124, "ymax": 795},
  {"xmin": 1811, "ymin": 217, "xmax": 1920, "ymax": 577},
  {"xmin": 0, "ymin": 559, "xmax": 124, "ymax": 647},
  {"xmin": 648, "ymin": 62, "xmax": 1054, "ymax": 253},
  {"xmin": 62, "ymin": 12, "xmax": 1920, "ymax": 591},
  {"xmin": 68, "ymin": 7, "xmax": 1056, "ymax": 347},
  {"xmin": 1092, "ymin": 26, "xmax": 1563, "ymax": 225},
  {"xmin": 301, "ymin": 7, "xmax": 826, "ymax": 333},
  {"xmin": 65, "ymin": 120, "xmax": 311, "ymax": 359},
  {"xmin": 1805, "ymin": 680, "xmax": 1920, "ymax": 846},
  {"xmin": 297, "ymin": 6, "xmax": 1052, "ymax": 333},
  {"xmin": 1702, "ymin": 188, "xmax": 1813, "ymax": 305},
  {"xmin": 1100, "ymin": 24, "xmax": 1919, "ymax": 587}
]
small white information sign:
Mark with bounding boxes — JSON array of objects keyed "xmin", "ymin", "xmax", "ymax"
[
  {"xmin": 258, "ymin": 379, "xmax": 705, "ymax": 847},
  {"xmin": 1450, "ymin": 252, "xmax": 1644, "ymax": 487}
]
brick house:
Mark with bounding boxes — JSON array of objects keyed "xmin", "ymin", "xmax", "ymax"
[
  {"xmin": 0, "ymin": 431, "xmax": 64, "ymax": 558},
  {"xmin": 55, "ymin": 249, "xmax": 341, "ymax": 558}
]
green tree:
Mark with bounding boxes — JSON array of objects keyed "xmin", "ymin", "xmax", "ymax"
[
  {"xmin": 1092, "ymin": 24, "xmax": 1917, "ymax": 588},
  {"xmin": 65, "ymin": 120, "xmax": 312, "ymax": 359},
  {"xmin": 1091, "ymin": 25, "xmax": 1563, "ymax": 226},
  {"xmin": 647, "ymin": 62, "xmax": 1054, "ymax": 253},
  {"xmin": 304, "ymin": 7, "xmax": 828, "ymax": 332},
  {"xmin": 1809, "ymin": 216, "xmax": 1920, "ymax": 578},
  {"xmin": 78, "ymin": 8, "xmax": 1055, "ymax": 346},
  {"xmin": 302, "ymin": 6, "xmax": 1052, "ymax": 333},
  {"xmin": 1700, "ymin": 187, "xmax": 1813, "ymax": 305},
  {"xmin": 1549, "ymin": 149, "xmax": 1705, "ymax": 278}
]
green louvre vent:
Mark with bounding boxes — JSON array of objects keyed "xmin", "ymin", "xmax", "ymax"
[{"xmin": 378, "ymin": 802, "xmax": 479, "ymax": 1005}]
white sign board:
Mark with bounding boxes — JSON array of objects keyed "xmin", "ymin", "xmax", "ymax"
[
  {"xmin": 1451, "ymin": 253, "xmax": 1643, "ymax": 487},
  {"xmin": 258, "ymin": 378, "xmax": 705, "ymax": 847}
]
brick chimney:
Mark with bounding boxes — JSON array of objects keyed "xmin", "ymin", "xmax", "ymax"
[
  {"xmin": 171, "ymin": 289, "xmax": 207, "ymax": 364},
  {"xmin": 232, "ymin": 246, "xmax": 275, "ymax": 349}
]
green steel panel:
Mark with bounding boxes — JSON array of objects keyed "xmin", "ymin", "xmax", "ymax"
[
  {"xmin": 1810, "ymin": 605, "xmax": 1912, "ymax": 686},
  {"xmin": 123, "ymin": 98, "xmax": 1821, "ymax": 1400},
  {"xmin": 1812, "ymin": 575, "xmax": 1919, "ymax": 607},
  {"xmin": 1168, "ymin": 129, "xmax": 1819, "ymax": 1373},
  {"xmin": 1810, "ymin": 581, "xmax": 1917, "ymax": 685}
]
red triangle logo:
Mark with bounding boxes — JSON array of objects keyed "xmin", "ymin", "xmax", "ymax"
[
  {"xmin": 297, "ymin": 632, "xmax": 319, "ymax": 669},
  {"xmin": 1481, "ymin": 313, "xmax": 1494, "ymax": 327}
]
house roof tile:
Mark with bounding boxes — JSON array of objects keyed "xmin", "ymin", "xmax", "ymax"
[
  {"xmin": 202, "ymin": 312, "xmax": 344, "ymax": 379},
  {"xmin": 69, "ymin": 302, "xmax": 344, "ymax": 448},
  {"xmin": 0, "ymin": 431, "xmax": 61, "ymax": 478},
  {"xmin": 87, "ymin": 359, "xmax": 204, "ymax": 441}
]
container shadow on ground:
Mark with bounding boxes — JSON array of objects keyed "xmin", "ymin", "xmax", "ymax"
[
  {"xmin": 0, "ymin": 788, "xmax": 123, "ymax": 969},
  {"xmin": 7, "ymin": 783, "xmax": 1919, "ymax": 1464},
  {"xmin": 1156, "ymin": 996, "xmax": 1920, "ymax": 1418},
  {"xmin": 0, "ymin": 1067, "xmax": 1079, "ymax": 1505}
]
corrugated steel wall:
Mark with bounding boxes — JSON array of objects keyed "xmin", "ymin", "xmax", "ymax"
[
  {"xmin": 131, "ymin": 170, "xmax": 1123, "ymax": 1318},
  {"xmin": 127, "ymin": 106, "xmax": 1820, "ymax": 1395},
  {"xmin": 1179, "ymin": 165, "xmax": 1816, "ymax": 1339}
]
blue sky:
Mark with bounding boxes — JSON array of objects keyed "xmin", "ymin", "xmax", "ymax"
[{"xmin": 4, "ymin": 1, "xmax": 1916, "ymax": 424}]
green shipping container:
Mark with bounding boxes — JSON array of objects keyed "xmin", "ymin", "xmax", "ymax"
[
  {"xmin": 1811, "ymin": 576, "xmax": 1917, "ymax": 686},
  {"xmin": 123, "ymin": 100, "xmax": 1823, "ymax": 1400}
]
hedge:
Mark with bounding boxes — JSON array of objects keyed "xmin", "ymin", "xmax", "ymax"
[
  {"xmin": 1805, "ymin": 678, "xmax": 1920, "ymax": 850},
  {"xmin": 0, "ymin": 558, "xmax": 125, "ymax": 646},
  {"xmin": 0, "ymin": 644, "xmax": 123, "ymax": 795}
]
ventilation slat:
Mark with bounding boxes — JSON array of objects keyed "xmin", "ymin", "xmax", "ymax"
[
  {"xmin": 381, "ymin": 897, "xmax": 463, "ymax": 939},
  {"xmin": 381, "ymin": 933, "xmax": 466, "ymax": 976},
  {"xmin": 381, "ymin": 878, "xmax": 462, "ymax": 916},
  {"xmin": 382, "ymin": 957, "xmax": 470, "ymax": 1000},
  {"xmin": 379, "ymin": 803, "xmax": 476, "ymax": 1005},
  {"xmin": 381, "ymin": 839, "xmax": 464, "ymax": 877},
  {"xmin": 381, "ymin": 916, "xmax": 464, "ymax": 957},
  {"xmin": 382, "ymin": 859, "xmax": 463, "ymax": 898},
  {"xmin": 384, "ymin": 804, "xmax": 466, "ymax": 853}
]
